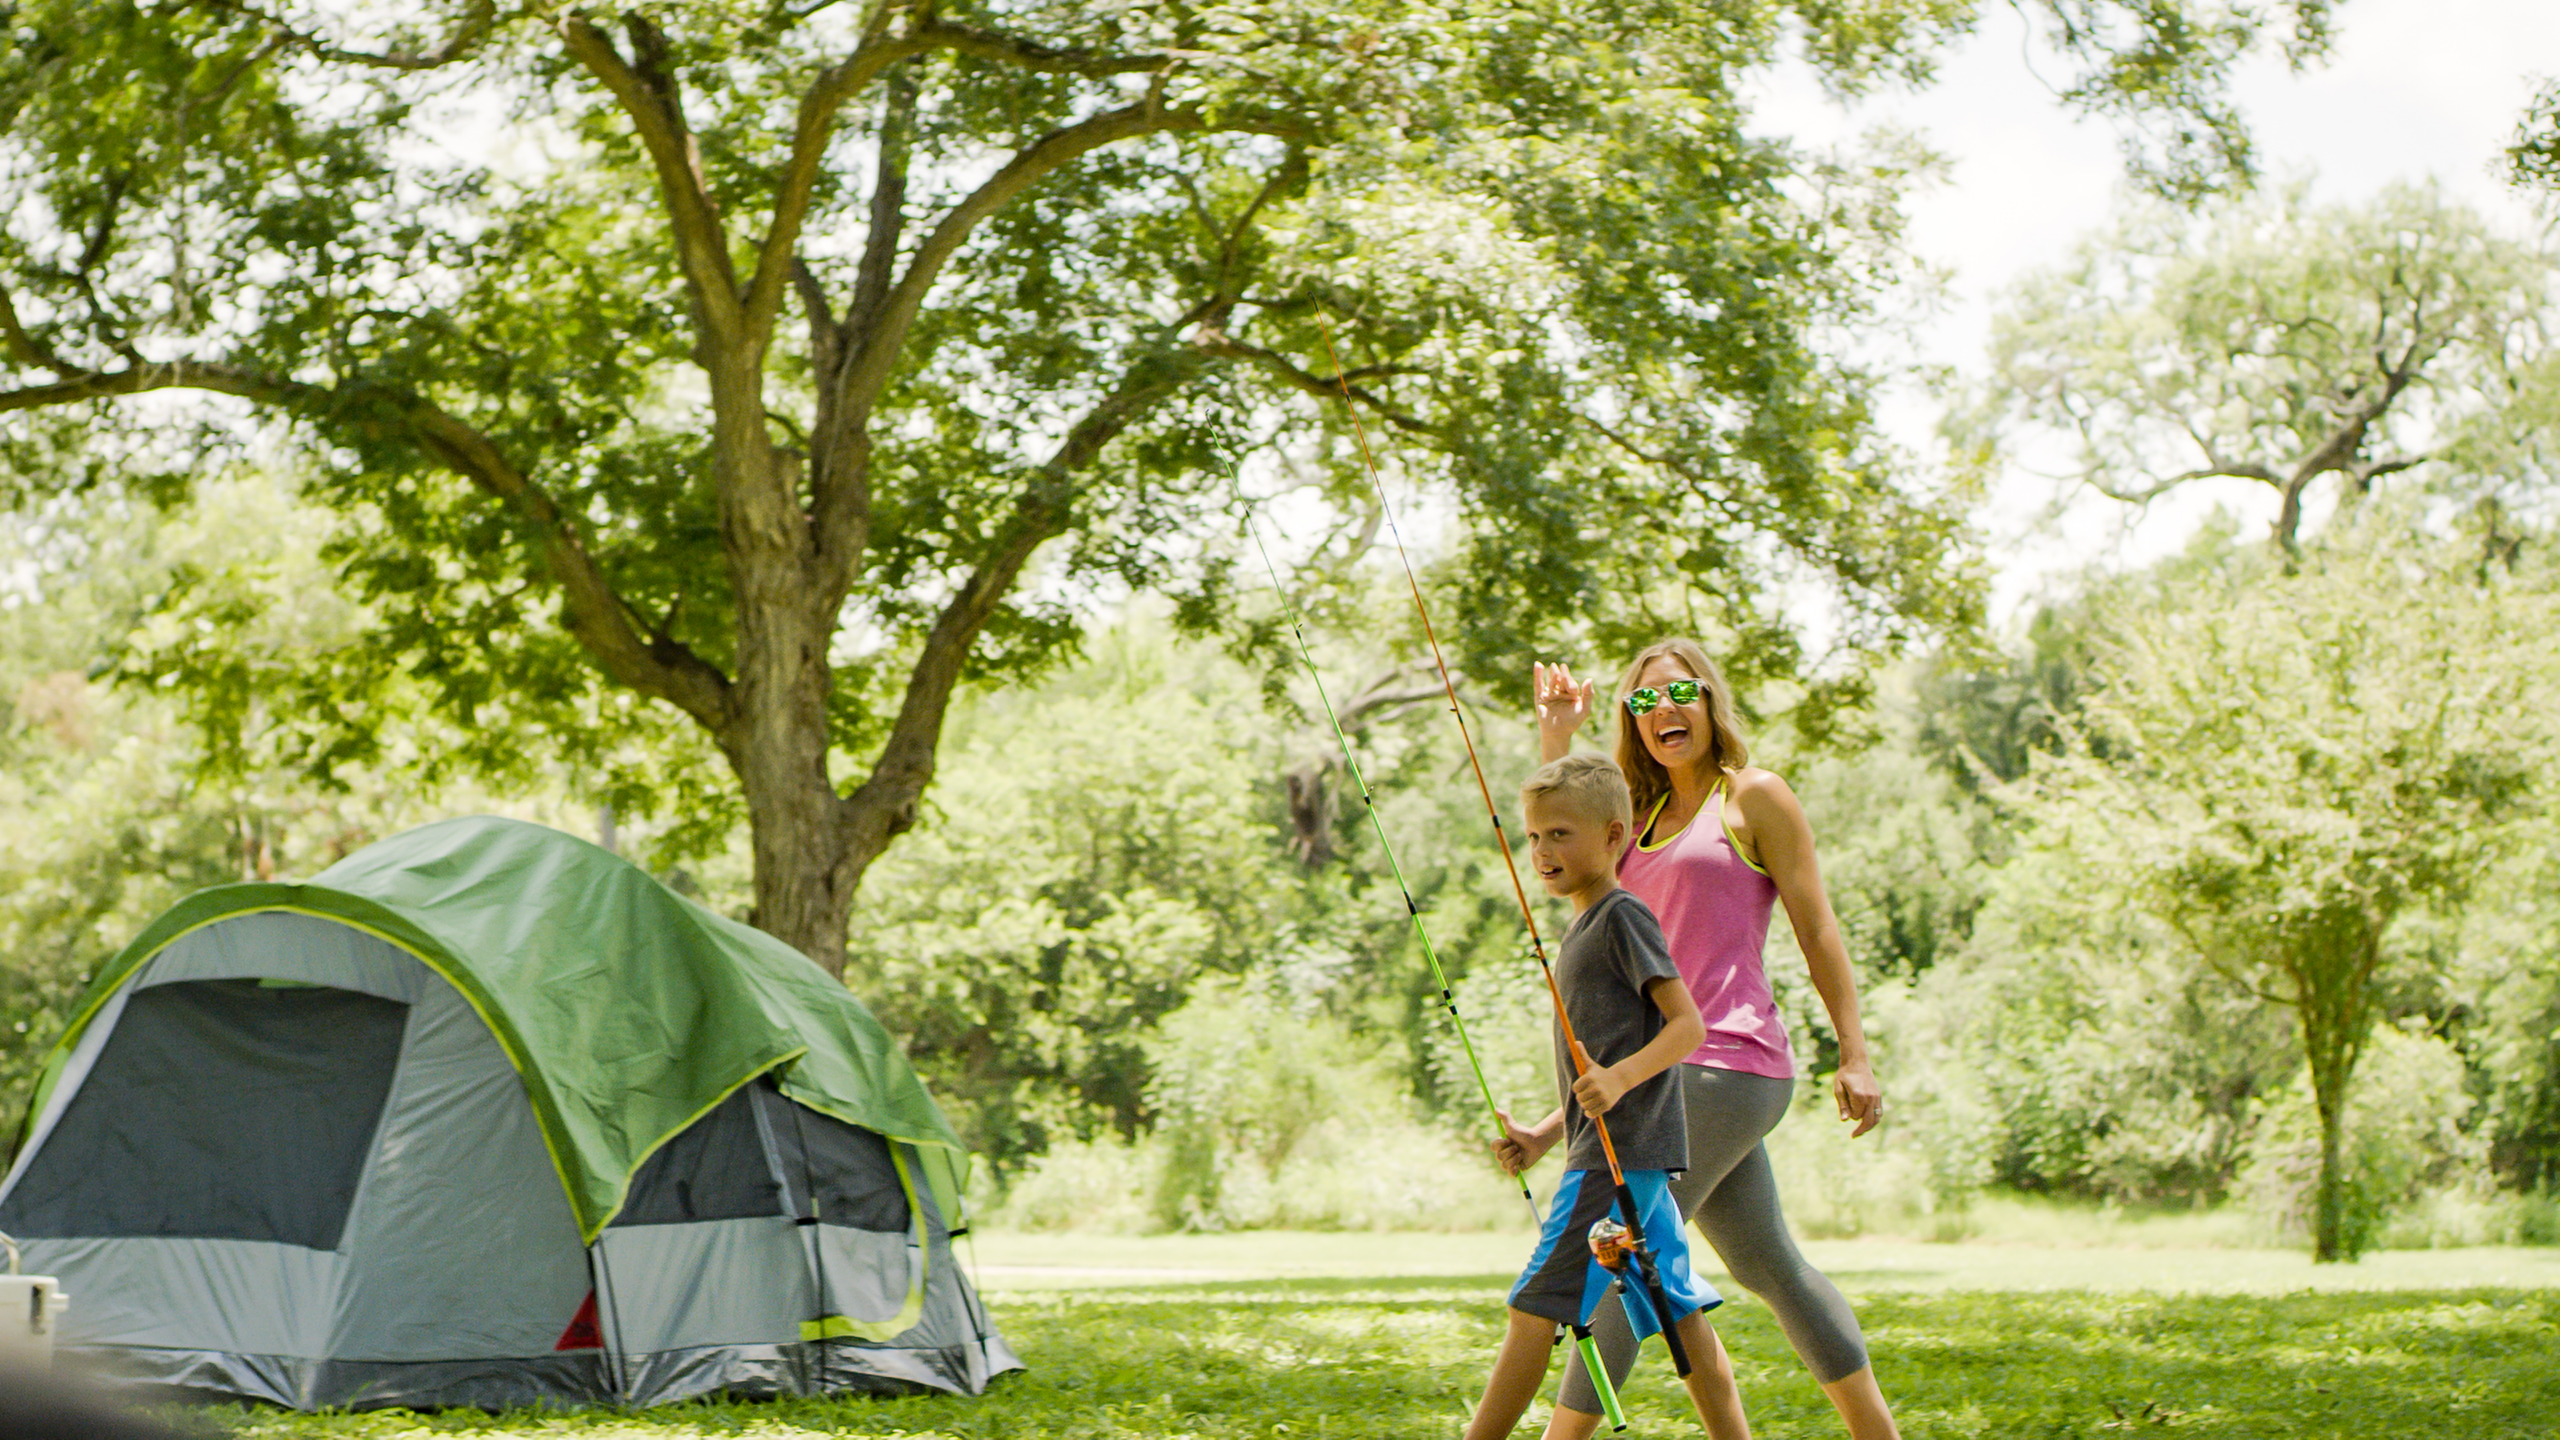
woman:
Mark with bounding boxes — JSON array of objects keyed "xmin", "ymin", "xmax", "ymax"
[{"xmin": 1512, "ymin": 639, "xmax": 1900, "ymax": 1440}]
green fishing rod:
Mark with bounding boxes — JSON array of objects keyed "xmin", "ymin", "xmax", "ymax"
[
  {"xmin": 1223, "ymin": 459, "xmax": 1537, "ymax": 1227},
  {"xmin": 1309, "ymin": 310, "xmax": 1690, "ymax": 1418}
]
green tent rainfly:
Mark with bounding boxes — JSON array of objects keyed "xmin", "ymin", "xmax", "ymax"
[{"xmin": 0, "ymin": 815, "xmax": 1017, "ymax": 1409}]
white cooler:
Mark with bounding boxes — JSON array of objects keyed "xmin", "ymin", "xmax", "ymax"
[{"xmin": 0, "ymin": 1233, "xmax": 70, "ymax": 1370}]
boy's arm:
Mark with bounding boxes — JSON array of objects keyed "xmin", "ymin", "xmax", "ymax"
[
  {"xmin": 1569, "ymin": 977, "xmax": 1704, "ymax": 1117},
  {"xmin": 1492, "ymin": 1105, "xmax": 1571, "ymax": 1175}
]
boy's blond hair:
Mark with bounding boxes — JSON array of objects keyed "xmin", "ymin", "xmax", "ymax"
[{"xmin": 1519, "ymin": 752, "xmax": 1634, "ymax": 833}]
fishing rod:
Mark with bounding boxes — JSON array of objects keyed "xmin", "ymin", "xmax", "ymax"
[
  {"xmin": 1226, "ymin": 458, "xmax": 1628, "ymax": 1428},
  {"xmin": 1221, "ymin": 458, "xmax": 1536, "ymax": 1226},
  {"xmin": 1310, "ymin": 315, "xmax": 1695, "ymax": 1394}
]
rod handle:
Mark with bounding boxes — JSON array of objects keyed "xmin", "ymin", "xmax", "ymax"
[{"xmin": 1572, "ymin": 1325, "xmax": 1629, "ymax": 1433}]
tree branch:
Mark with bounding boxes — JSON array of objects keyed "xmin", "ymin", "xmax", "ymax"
[
  {"xmin": 0, "ymin": 358, "xmax": 735, "ymax": 730},
  {"xmin": 0, "ymin": 281, "xmax": 70, "ymax": 374},
  {"xmin": 844, "ymin": 347, "xmax": 1208, "ymax": 840},
  {"xmin": 1215, "ymin": 146, "xmax": 1305, "ymax": 289},
  {"xmin": 918, "ymin": 20, "xmax": 1197, "ymax": 77},
  {"xmin": 2091, "ymin": 458, "xmax": 2282, "ymax": 505},
  {"xmin": 834, "ymin": 99, "xmax": 1301, "ymax": 421},
  {"xmin": 844, "ymin": 68, "xmax": 917, "ymax": 344},
  {"xmin": 557, "ymin": 14, "xmax": 743, "ymax": 343},
  {"xmin": 198, "ymin": 0, "xmax": 500, "ymax": 69},
  {"xmin": 1577, "ymin": 411, "xmax": 1770, "ymax": 533},
  {"xmin": 804, "ymin": 71, "xmax": 918, "ymax": 580},
  {"xmin": 743, "ymin": 24, "xmax": 932, "ymax": 351},
  {"xmin": 1190, "ymin": 329, "xmax": 1436, "ymax": 434},
  {"xmin": 750, "ymin": 12, "xmax": 1217, "ymax": 352}
]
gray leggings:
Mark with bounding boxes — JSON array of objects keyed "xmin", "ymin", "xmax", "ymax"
[{"xmin": 1558, "ymin": 1065, "xmax": 1869, "ymax": 1412}]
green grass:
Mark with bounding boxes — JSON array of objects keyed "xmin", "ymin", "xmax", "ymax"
[
  {"xmin": 190, "ymin": 1239, "xmax": 2560, "ymax": 1439},
  {"xmin": 967, "ymin": 1228, "xmax": 2560, "ymax": 1293}
]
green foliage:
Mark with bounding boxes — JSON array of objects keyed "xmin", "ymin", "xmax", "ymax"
[
  {"xmin": 0, "ymin": 481, "xmax": 630, "ymax": 1157},
  {"xmin": 830, "ymin": 608, "xmax": 1598, "ymax": 1194},
  {"xmin": 1914, "ymin": 603, "xmax": 2092, "ymax": 788},
  {"xmin": 1789, "ymin": 725, "xmax": 1998, "ymax": 980},
  {"xmin": 835, "ymin": 624, "xmax": 1294, "ymax": 1165},
  {"xmin": 2001, "ymin": 516, "xmax": 2555, "ymax": 1256},
  {"xmin": 1941, "ymin": 847, "xmax": 2297, "ymax": 1205},
  {"xmin": 2509, "ymin": 75, "xmax": 2560, "ymax": 196},
  {"xmin": 188, "ymin": 1274, "xmax": 2560, "ymax": 1439},
  {"xmin": 2468, "ymin": 851, "xmax": 2560, "ymax": 1193},
  {"xmin": 0, "ymin": 0, "xmax": 2347, "ymax": 966},
  {"xmin": 0, "ymin": 0, "xmax": 1999, "ymax": 918},
  {"xmin": 993, "ymin": 982, "xmax": 1534, "ymax": 1233},
  {"xmin": 1975, "ymin": 183, "xmax": 2557, "ymax": 553}
]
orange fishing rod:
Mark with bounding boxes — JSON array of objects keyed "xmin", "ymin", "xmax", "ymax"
[{"xmin": 1312, "ymin": 314, "xmax": 1692, "ymax": 1385}]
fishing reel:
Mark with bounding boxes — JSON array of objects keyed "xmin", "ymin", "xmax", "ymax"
[
  {"xmin": 1587, "ymin": 1215, "xmax": 1637, "ymax": 1274},
  {"xmin": 1588, "ymin": 1211, "xmax": 1694, "ymax": 1380}
]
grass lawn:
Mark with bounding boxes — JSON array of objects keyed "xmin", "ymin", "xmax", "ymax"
[{"xmin": 199, "ymin": 1234, "xmax": 2560, "ymax": 1440}]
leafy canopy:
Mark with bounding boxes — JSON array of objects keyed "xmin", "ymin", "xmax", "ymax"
[
  {"xmin": 0, "ymin": 0, "xmax": 2337, "ymax": 946},
  {"xmin": 1975, "ymin": 184, "xmax": 2557, "ymax": 557}
]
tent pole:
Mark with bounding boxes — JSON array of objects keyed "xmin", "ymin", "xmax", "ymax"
[{"xmin": 589, "ymin": 1240, "xmax": 632, "ymax": 1406}]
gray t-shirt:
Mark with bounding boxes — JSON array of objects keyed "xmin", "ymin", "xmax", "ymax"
[{"xmin": 1551, "ymin": 887, "xmax": 1689, "ymax": 1173}]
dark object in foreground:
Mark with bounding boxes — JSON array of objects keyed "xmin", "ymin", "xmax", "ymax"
[{"xmin": 0, "ymin": 1362, "xmax": 195, "ymax": 1440}]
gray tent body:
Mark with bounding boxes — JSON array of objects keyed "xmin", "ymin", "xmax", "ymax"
[{"xmin": 0, "ymin": 908, "xmax": 1018, "ymax": 1409}]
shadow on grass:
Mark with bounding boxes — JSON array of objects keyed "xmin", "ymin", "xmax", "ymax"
[{"xmin": 198, "ymin": 1286, "xmax": 2559, "ymax": 1440}]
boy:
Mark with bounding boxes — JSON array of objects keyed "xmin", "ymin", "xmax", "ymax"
[{"xmin": 1467, "ymin": 754, "xmax": 1750, "ymax": 1440}]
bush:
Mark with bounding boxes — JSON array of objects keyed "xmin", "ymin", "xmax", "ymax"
[
  {"xmin": 1943, "ymin": 847, "xmax": 2298, "ymax": 1205},
  {"xmin": 1763, "ymin": 1090, "xmax": 1954, "ymax": 1239},
  {"xmin": 985, "ymin": 982, "xmax": 1537, "ymax": 1233}
]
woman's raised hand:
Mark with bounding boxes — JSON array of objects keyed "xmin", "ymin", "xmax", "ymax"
[{"xmin": 1532, "ymin": 661, "xmax": 1597, "ymax": 760}]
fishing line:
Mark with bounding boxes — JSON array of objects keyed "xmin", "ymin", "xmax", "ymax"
[
  {"xmin": 1223, "ymin": 458, "xmax": 1536, "ymax": 1223},
  {"xmin": 1311, "ymin": 315, "xmax": 1693, "ymax": 1385}
]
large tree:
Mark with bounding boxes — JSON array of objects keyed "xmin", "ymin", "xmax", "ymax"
[
  {"xmin": 0, "ymin": 0, "xmax": 2328, "ymax": 971},
  {"xmin": 1979, "ymin": 184, "xmax": 2556, "ymax": 561},
  {"xmin": 2014, "ymin": 520, "xmax": 2552, "ymax": 1259}
]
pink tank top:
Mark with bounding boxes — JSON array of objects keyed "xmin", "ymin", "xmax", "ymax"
[{"xmin": 1616, "ymin": 782, "xmax": 1795, "ymax": 1079}]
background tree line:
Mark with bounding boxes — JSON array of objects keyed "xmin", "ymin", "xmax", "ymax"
[{"xmin": 6, "ymin": 3, "xmax": 2558, "ymax": 1261}]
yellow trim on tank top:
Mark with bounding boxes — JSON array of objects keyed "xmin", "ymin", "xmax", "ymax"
[{"xmin": 1635, "ymin": 783, "xmax": 1771, "ymax": 877}]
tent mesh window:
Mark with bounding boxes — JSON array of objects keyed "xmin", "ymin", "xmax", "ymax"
[
  {"xmin": 609, "ymin": 1081, "xmax": 911, "ymax": 1233},
  {"xmin": 0, "ymin": 979, "xmax": 409, "ymax": 1250}
]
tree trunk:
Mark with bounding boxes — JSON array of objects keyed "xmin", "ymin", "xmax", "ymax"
[
  {"xmin": 736, "ymin": 725, "xmax": 857, "ymax": 978},
  {"xmin": 2296, "ymin": 919, "xmax": 2381, "ymax": 1263},
  {"xmin": 2310, "ymin": 1063, "xmax": 2350, "ymax": 1262},
  {"xmin": 719, "ymin": 368, "xmax": 864, "ymax": 974}
]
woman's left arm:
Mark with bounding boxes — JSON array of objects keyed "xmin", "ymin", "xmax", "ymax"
[{"xmin": 1734, "ymin": 771, "xmax": 1883, "ymax": 1138}]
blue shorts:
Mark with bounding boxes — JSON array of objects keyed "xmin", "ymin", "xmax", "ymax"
[{"xmin": 1509, "ymin": 1169, "xmax": 1720, "ymax": 1340}]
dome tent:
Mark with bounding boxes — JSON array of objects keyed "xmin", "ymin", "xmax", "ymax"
[{"xmin": 0, "ymin": 816, "xmax": 1018, "ymax": 1410}]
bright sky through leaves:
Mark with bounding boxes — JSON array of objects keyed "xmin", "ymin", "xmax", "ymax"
[{"xmin": 1753, "ymin": 0, "xmax": 2560, "ymax": 617}]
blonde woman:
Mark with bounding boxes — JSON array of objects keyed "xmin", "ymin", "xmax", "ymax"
[{"xmin": 1509, "ymin": 640, "xmax": 1901, "ymax": 1440}]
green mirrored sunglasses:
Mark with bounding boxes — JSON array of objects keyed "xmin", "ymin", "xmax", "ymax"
[{"xmin": 1623, "ymin": 679, "xmax": 1704, "ymax": 716}]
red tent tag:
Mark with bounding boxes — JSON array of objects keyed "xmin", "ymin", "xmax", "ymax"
[{"xmin": 555, "ymin": 1290, "xmax": 603, "ymax": 1351}]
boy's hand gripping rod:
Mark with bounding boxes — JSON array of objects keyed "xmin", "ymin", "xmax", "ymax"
[
  {"xmin": 1221, "ymin": 459, "xmax": 1536, "ymax": 1226},
  {"xmin": 1312, "ymin": 316, "xmax": 1694, "ymax": 1392}
]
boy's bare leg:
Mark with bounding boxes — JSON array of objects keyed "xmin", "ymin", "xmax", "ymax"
[
  {"xmin": 1820, "ymin": 1367, "xmax": 1900, "ymax": 1440},
  {"xmin": 1675, "ymin": 1311, "xmax": 1751, "ymax": 1440},
  {"xmin": 1539, "ymin": 1312, "xmax": 1749, "ymax": 1440},
  {"xmin": 1465, "ymin": 1310, "xmax": 1562, "ymax": 1440}
]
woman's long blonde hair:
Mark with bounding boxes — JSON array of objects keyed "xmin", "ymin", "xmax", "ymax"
[{"xmin": 1612, "ymin": 638, "xmax": 1751, "ymax": 822}]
